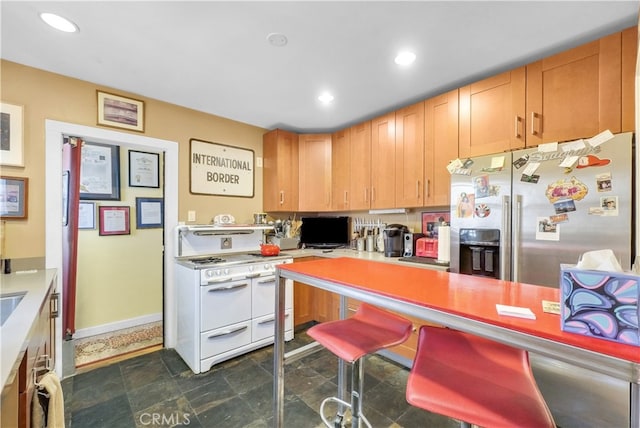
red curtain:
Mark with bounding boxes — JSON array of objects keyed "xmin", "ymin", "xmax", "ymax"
[{"xmin": 62, "ymin": 136, "xmax": 82, "ymax": 339}]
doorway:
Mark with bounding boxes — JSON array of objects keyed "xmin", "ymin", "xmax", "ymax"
[{"xmin": 45, "ymin": 120, "xmax": 179, "ymax": 378}]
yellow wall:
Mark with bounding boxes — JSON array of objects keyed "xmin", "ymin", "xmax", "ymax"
[{"xmin": 1, "ymin": 60, "xmax": 267, "ymax": 329}]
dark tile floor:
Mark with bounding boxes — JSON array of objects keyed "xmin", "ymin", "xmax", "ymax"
[{"xmin": 62, "ymin": 332, "xmax": 459, "ymax": 428}]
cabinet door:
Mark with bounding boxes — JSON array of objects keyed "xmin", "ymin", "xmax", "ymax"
[
  {"xmin": 349, "ymin": 121, "xmax": 372, "ymax": 210},
  {"xmin": 425, "ymin": 90, "xmax": 459, "ymax": 207},
  {"xmin": 526, "ymin": 31, "xmax": 623, "ymax": 146},
  {"xmin": 293, "ymin": 257, "xmax": 319, "ymax": 327},
  {"xmin": 395, "ymin": 101, "xmax": 425, "ymax": 208},
  {"xmin": 459, "ymin": 67, "xmax": 526, "ymax": 157},
  {"xmin": 263, "ymin": 129, "xmax": 299, "ymax": 212},
  {"xmin": 370, "ymin": 112, "xmax": 396, "ymax": 209},
  {"xmin": 621, "ymin": 26, "xmax": 637, "ymax": 132},
  {"xmin": 298, "ymin": 134, "xmax": 332, "ymax": 211},
  {"xmin": 331, "ymin": 129, "xmax": 351, "ymax": 211}
]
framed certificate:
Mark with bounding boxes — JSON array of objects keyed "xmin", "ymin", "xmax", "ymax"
[
  {"xmin": 129, "ymin": 150, "xmax": 160, "ymax": 188},
  {"xmin": 136, "ymin": 197, "xmax": 163, "ymax": 229},
  {"xmin": 99, "ymin": 206, "xmax": 130, "ymax": 236}
]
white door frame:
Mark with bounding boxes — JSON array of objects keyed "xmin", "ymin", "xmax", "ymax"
[{"xmin": 45, "ymin": 120, "xmax": 179, "ymax": 376}]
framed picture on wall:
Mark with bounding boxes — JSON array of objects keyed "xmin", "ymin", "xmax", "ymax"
[
  {"xmin": 97, "ymin": 90, "xmax": 145, "ymax": 132},
  {"xmin": 78, "ymin": 202, "xmax": 96, "ymax": 229},
  {"xmin": 128, "ymin": 150, "xmax": 159, "ymax": 188},
  {"xmin": 0, "ymin": 176, "xmax": 28, "ymax": 219},
  {"xmin": 99, "ymin": 205, "xmax": 130, "ymax": 236},
  {"xmin": 136, "ymin": 197, "xmax": 163, "ymax": 229},
  {"xmin": 80, "ymin": 142, "xmax": 121, "ymax": 200},
  {"xmin": 0, "ymin": 102, "xmax": 24, "ymax": 167}
]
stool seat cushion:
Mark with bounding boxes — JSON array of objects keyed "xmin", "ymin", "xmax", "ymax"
[
  {"xmin": 307, "ymin": 303, "xmax": 413, "ymax": 363},
  {"xmin": 407, "ymin": 326, "xmax": 555, "ymax": 428}
]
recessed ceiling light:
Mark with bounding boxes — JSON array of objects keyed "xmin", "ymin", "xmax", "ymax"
[
  {"xmin": 394, "ymin": 51, "xmax": 416, "ymax": 66},
  {"xmin": 40, "ymin": 12, "xmax": 78, "ymax": 33},
  {"xmin": 318, "ymin": 92, "xmax": 334, "ymax": 104},
  {"xmin": 267, "ymin": 33, "xmax": 288, "ymax": 47}
]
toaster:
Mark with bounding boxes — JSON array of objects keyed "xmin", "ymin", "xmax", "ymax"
[{"xmin": 415, "ymin": 237, "xmax": 438, "ymax": 258}]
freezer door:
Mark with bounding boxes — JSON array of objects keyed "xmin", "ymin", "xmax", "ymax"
[
  {"xmin": 449, "ymin": 153, "xmax": 512, "ymax": 279},
  {"xmin": 511, "ymin": 132, "xmax": 633, "ymax": 287}
]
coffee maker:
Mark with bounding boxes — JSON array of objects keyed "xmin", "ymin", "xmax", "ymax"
[{"xmin": 383, "ymin": 224, "xmax": 409, "ymax": 257}]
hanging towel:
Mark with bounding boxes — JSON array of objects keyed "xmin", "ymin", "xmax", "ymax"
[{"xmin": 32, "ymin": 372, "xmax": 65, "ymax": 428}]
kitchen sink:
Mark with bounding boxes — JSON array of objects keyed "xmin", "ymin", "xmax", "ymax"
[{"xmin": 1, "ymin": 292, "xmax": 26, "ymax": 326}]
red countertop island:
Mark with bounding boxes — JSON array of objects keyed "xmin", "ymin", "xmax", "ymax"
[
  {"xmin": 278, "ymin": 257, "xmax": 640, "ymax": 364},
  {"xmin": 273, "ymin": 257, "xmax": 640, "ymax": 428}
]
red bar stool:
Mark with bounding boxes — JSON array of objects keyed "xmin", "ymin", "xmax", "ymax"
[
  {"xmin": 307, "ymin": 303, "xmax": 413, "ymax": 428},
  {"xmin": 406, "ymin": 326, "xmax": 556, "ymax": 428}
]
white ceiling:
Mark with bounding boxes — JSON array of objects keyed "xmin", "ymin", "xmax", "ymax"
[{"xmin": 1, "ymin": 1, "xmax": 638, "ymax": 133}]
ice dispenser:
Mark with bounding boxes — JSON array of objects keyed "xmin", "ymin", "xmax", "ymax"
[{"xmin": 459, "ymin": 229, "xmax": 500, "ymax": 278}]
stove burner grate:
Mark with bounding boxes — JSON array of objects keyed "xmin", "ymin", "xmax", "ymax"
[{"xmin": 190, "ymin": 257, "xmax": 225, "ymax": 265}]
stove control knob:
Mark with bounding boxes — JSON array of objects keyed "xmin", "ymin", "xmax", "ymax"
[
  {"xmin": 265, "ymin": 264, "xmax": 271, "ymax": 270},
  {"xmin": 248, "ymin": 265, "xmax": 254, "ymax": 272},
  {"xmin": 205, "ymin": 270, "xmax": 213, "ymax": 278},
  {"xmin": 224, "ymin": 268, "xmax": 230, "ymax": 275},
  {"xmin": 216, "ymin": 270, "xmax": 222, "ymax": 276}
]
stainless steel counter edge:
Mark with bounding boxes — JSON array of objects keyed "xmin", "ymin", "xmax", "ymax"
[
  {"xmin": 0, "ymin": 269, "xmax": 57, "ymax": 389},
  {"xmin": 285, "ymin": 248, "xmax": 449, "ymax": 271}
]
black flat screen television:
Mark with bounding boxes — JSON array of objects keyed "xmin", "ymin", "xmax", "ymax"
[{"xmin": 300, "ymin": 216, "xmax": 350, "ymax": 249}]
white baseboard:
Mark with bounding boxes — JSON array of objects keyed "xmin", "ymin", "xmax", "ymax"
[{"xmin": 74, "ymin": 313, "xmax": 163, "ymax": 340}]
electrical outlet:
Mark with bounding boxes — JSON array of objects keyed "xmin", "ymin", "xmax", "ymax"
[
  {"xmin": 187, "ymin": 210, "xmax": 196, "ymax": 222},
  {"xmin": 221, "ymin": 237, "xmax": 232, "ymax": 250}
]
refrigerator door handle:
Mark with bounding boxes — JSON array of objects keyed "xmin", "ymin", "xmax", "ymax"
[
  {"xmin": 512, "ymin": 194, "xmax": 522, "ymax": 282},
  {"xmin": 500, "ymin": 195, "xmax": 510, "ymax": 280}
]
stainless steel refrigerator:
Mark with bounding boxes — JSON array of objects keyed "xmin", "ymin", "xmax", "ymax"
[
  {"xmin": 449, "ymin": 132, "xmax": 635, "ymax": 428},
  {"xmin": 449, "ymin": 131, "xmax": 634, "ymax": 287}
]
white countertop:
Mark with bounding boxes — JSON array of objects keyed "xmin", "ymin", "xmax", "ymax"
[
  {"xmin": 283, "ymin": 248, "xmax": 450, "ymax": 271},
  {"xmin": 0, "ymin": 268, "xmax": 57, "ymax": 388}
]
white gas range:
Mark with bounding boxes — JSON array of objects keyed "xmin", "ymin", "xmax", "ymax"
[{"xmin": 174, "ymin": 224, "xmax": 294, "ymax": 374}]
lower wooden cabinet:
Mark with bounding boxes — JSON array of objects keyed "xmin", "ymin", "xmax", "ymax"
[{"xmin": 1, "ymin": 285, "xmax": 56, "ymax": 428}]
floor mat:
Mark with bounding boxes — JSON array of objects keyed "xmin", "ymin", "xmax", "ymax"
[{"xmin": 74, "ymin": 321, "xmax": 163, "ymax": 367}]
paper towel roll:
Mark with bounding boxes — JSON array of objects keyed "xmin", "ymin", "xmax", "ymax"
[{"xmin": 437, "ymin": 226, "xmax": 451, "ymax": 263}]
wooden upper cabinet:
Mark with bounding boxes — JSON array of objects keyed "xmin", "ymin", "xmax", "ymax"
[
  {"xmin": 370, "ymin": 112, "xmax": 396, "ymax": 209},
  {"xmin": 263, "ymin": 129, "xmax": 299, "ymax": 212},
  {"xmin": 349, "ymin": 121, "xmax": 372, "ymax": 210},
  {"xmin": 459, "ymin": 67, "xmax": 526, "ymax": 158},
  {"xmin": 395, "ymin": 101, "xmax": 425, "ymax": 208},
  {"xmin": 425, "ymin": 89, "xmax": 459, "ymax": 207},
  {"xmin": 331, "ymin": 129, "xmax": 351, "ymax": 211},
  {"xmin": 298, "ymin": 134, "xmax": 332, "ymax": 212},
  {"xmin": 621, "ymin": 26, "xmax": 637, "ymax": 132},
  {"xmin": 526, "ymin": 29, "xmax": 627, "ymax": 146}
]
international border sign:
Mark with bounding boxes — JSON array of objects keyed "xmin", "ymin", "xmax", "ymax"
[{"xmin": 190, "ymin": 139, "xmax": 254, "ymax": 197}]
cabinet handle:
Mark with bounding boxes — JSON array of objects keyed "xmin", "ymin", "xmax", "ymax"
[
  {"xmin": 530, "ymin": 112, "xmax": 540, "ymax": 136},
  {"xmin": 207, "ymin": 325, "xmax": 248, "ymax": 339},
  {"xmin": 371, "ymin": 187, "xmax": 375, "ymax": 202},
  {"xmin": 344, "ymin": 191, "xmax": 348, "ymax": 204},
  {"xmin": 416, "ymin": 180, "xmax": 421, "ymax": 198},
  {"xmin": 207, "ymin": 282, "xmax": 249, "ymax": 291},
  {"xmin": 514, "ymin": 115, "xmax": 522, "ymax": 138},
  {"xmin": 426, "ymin": 179, "xmax": 431, "ymax": 198},
  {"xmin": 51, "ymin": 292, "xmax": 59, "ymax": 319},
  {"xmin": 279, "ymin": 191, "xmax": 285, "ymax": 205}
]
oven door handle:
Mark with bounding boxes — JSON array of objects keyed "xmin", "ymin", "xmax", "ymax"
[
  {"xmin": 207, "ymin": 325, "xmax": 248, "ymax": 339},
  {"xmin": 258, "ymin": 313, "xmax": 290, "ymax": 325},
  {"xmin": 207, "ymin": 282, "xmax": 249, "ymax": 291},
  {"xmin": 257, "ymin": 278, "xmax": 276, "ymax": 285},
  {"xmin": 245, "ymin": 273, "xmax": 261, "ymax": 279}
]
